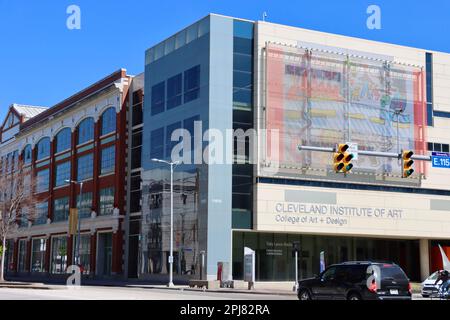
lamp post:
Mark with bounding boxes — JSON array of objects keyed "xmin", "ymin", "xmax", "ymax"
[
  {"xmin": 66, "ymin": 179, "xmax": 83, "ymax": 266},
  {"xmin": 151, "ymin": 158, "xmax": 179, "ymax": 288}
]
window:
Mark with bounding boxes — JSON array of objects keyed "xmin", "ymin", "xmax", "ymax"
[
  {"xmin": 36, "ymin": 169, "xmax": 50, "ymax": 193},
  {"xmin": 101, "ymin": 146, "xmax": 115, "ymax": 174},
  {"xmin": 428, "ymin": 142, "xmax": 450, "ymax": 153},
  {"xmin": 167, "ymin": 74, "xmax": 182, "ymax": 109},
  {"xmin": 55, "ymin": 161, "xmax": 71, "ymax": 187},
  {"xmin": 77, "ymin": 118, "xmax": 94, "ymax": 145},
  {"xmin": 17, "ymin": 239, "xmax": 27, "ymax": 272},
  {"xmin": 101, "ymin": 107, "xmax": 116, "ymax": 136},
  {"xmin": 130, "ymin": 173, "xmax": 141, "ymax": 213},
  {"xmin": 36, "ymin": 137, "xmax": 50, "ymax": 160},
  {"xmin": 184, "ymin": 65, "xmax": 200, "ymax": 103},
  {"xmin": 31, "ymin": 238, "xmax": 46, "ymax": 272},
  {"xmin": 51, "ymin": 236, "xmax": 67, "ymax": 274},
  {"xmin": 55, "ymin": 128, "xmax": 72, "ymax": 153},
  {"xmin": 151, "ymin": 81, "xmax": 165, "ymax": 115},
  {"xmin": 6, "ymin": 240, "xmax": 14, "ymax": 272},
  {"xmin": 150, "ymin": 127, "xmax": 164, "ymax": 159},
  {"xmin": 76, "ymin": 234, "xmax": 91, "ymax": 274},
  {"xmin": 165, "ymin": 122, "xmax": 182, "ymax": 158},
  {"xmin": 53, "ymin": 197, "xmax": 70, "ymax": 222},
  {"xmin": 99, "ymin": 187, "xmax": 115, "ymax": 216},
  {"xmin": 131, "ymin": 128, "xmax": 142, "ymax": 170},
  {"xmin": 34, "ymin": 201, "xmax": 48, "ymax": 225},
  {"xmin": 183, "ymin": 115, "xmax": 200, "ymax": 162},
  {"xmin": 77, "ymin": 192, "xmax": 93, "ymax": 218},
  {"xmin": 77, "ymin": 153, "xmax": 93, "ymax": 181},
  {"xmin": 23, "ymin": 145, "xmax": 32, "ymax": 165},
  {"xmin": 132, "ymin": 90, "xmax": 143, "ymax": 126},
  {"xmin": 321, "ymin": 267, "xmax": 337, "ymax": 281}
]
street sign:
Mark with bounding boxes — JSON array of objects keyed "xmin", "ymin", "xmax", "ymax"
[
  {"xmin": 431, "ymin": 152, "xmax": 450, "ymax": 168},
  {"xmin": 244, "ymin": 247, "xmax": 255, "ymax": 283}
]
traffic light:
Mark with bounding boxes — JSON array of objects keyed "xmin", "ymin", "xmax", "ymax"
[
  {"xmin": 402, "ymin": 150, "xmax": 414, "ymax": 178},
  {"xmin": 333, "ymin": 144, "xmax": 354, "ymax": 173}
]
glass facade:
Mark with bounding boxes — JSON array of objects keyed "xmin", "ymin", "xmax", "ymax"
[
  {"xmin": 101, "ymin": 146, "xmax": 115, "ymax": 174},
  {"xmin": 150, "ymin": 127, "xmax": 164, "ymax": 159},
  {"xmin": 232, "ymin": 20, "xmax": 254, "ymax": 229},
  {"xmin": 51, "ymin": 236, "xmax": 67, "ymax": 274},
  {"xmin": 151, "ymin": 82, "xmax": 165, "ymax": 115},
  {"xmin": 165, "ymin": 122, "xmax": 182, "ymax": 158},
  {"xmin": 184, "ymin": 65, "xmax": 200, "ymax": 103},
  {"xmin": 232, "ymin": 231, "xmax": 421, "ymax": 281},
  {"xmin": 31, "ymin": 238, "xmax": 46, "ymax": 272},
  {"xmin": 140, "ymin": 169, "xmax": 200, "ymax": 277},
  {"xmin": 167, "ymin": 73, "xmax": 182, "ymax": 109}
]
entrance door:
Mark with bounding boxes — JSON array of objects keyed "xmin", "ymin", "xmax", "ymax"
[{"xmin": 97, "ymin": 233, "xmax": 113, "ymax": 276}]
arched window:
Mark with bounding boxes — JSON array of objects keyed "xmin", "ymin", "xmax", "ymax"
[
  {"xmin": 77, "ymin": 118, "xmax": 94, "ymax": 145},
  {"xmin": 23, "ymin": 144, "xmax": 32, "ymax": 164},
  {"xmin": 55, "ymin": 128, "xmax": 71, "ymax": 153},
  {"xmin": 36, "ymin": 137, "xmax": 50, "ymax": 160},
  {"xmin": 101, "ymin": 108, "xmax": 116, "ymax": 136}
]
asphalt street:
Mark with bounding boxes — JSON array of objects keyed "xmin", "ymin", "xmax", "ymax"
[{"xmin": 0, "ymin": 286, "xmax": 433, "ymax": 300}]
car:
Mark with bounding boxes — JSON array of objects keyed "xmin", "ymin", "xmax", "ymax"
[
  {"xmin": 297, "ymin": 261, "xmax": 412, "ymax": 300},
  {"xmin": 421, "ymin": 270, "xmax": 442, "ymax": 298}
]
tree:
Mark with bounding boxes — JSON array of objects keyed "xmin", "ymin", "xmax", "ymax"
[{"xmin": 0, "ymin": 162, "xmax": 38, "ymax": 282}]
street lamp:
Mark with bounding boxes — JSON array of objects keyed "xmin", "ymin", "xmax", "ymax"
[
  {"xmin": 151, "ymin": 158, "xmax": 179, "ymax": 288},
  {"xmin": 66, "ymin": 179, "xmax": 83, "ymax": 267}
]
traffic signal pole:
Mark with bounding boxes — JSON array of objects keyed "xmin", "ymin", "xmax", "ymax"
[{"xmin": 298, "ymin": 145, "xmax": 432, "ymax": 161}]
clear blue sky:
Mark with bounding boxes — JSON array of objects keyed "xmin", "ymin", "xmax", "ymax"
[{"xmin": 1, "ymin": 0, "xmax": 449, "ymax": 121}]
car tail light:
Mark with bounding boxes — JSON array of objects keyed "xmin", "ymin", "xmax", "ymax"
[
  {"xmin": 368, "ymin": 280, "xmax": 377, "ymax": 293},
  {"xmin": 408, "ymin": 282, "xmax": 412, "ymax": 295}
]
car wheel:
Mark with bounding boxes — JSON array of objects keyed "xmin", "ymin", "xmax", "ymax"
[
  {"xmin": 347, "ymin": 292, "xmax": 362, "ymax": 301},
  {"xmin": 298, "ymin": 289, "xmax": 312, "ymax": 301}
]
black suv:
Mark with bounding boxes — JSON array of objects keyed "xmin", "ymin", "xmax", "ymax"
[{"xmin": 297, "ymin": 261, "xmax": 412, "ymax": 300}]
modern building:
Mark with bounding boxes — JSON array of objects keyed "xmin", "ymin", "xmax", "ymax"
[
  {"xmin": 140, "ymin": 14, "xmax": 450, "ymax": 283},
  {"xmin": 2, "ymin": 13, "xmax": 450, "ymax": 283},
  {"xmin": 1, "ymin": 69, "xmax": 133, "ymax": 279}
]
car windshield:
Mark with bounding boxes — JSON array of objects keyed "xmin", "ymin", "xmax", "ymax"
[
  {"xmin": 428, "ymin": 271, "xmax": 440, "ymax": 281},
  {"xmin": 380, "ymin": 264, "xmax": 407, "ymax": 280}
]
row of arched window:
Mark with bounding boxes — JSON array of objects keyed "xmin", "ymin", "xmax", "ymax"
[{"xmin": 22, "ymin": 107, "xmax": 116, "ymax": 163}]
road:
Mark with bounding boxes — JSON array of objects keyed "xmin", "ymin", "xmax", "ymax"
[
  {"xmin": 0, "ymin": 286, "xmax": 433, "ymax": 300},
  {"xmin": 0, "ymin": 286, "xmax": 296, "ymax": 300}
]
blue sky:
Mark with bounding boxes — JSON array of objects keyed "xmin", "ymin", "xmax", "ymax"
[{"xmin": 0, "ymin": 0, "xmax": 449, "ymax": 121}]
